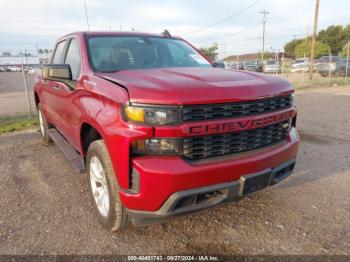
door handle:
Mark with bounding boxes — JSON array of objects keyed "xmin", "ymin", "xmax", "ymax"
[{"xmin": 52, "ymin": 85, "xmax": 61, "ymax": 91}]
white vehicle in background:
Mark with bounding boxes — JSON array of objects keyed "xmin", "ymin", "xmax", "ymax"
[
  {"xmin": 264, "ymin": 60, "xmax": 281, "ymax": 73},
  {"xmin": 7, "ymin": 66, "xmax": 22, "ymax": 72},
  {"xmin": 291, "ymin": 58, "xmax": 309, "ymax": 72},
  {"xmin": 27, "ymin": 69, "xmax": 35, "ymax": 75}
]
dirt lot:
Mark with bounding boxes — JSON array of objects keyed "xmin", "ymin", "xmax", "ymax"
[{"xmin": 0, "ymin": 86, "xmax": 349, "ymax": 255}]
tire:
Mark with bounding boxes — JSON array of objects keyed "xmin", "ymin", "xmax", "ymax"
[
  {"xmin": 86, "ymin": 140, "xmax": 128, "ymax": 231},
  {"xmin": 37, "ymin": 103, "xmax": 52, "ymax": 145}
]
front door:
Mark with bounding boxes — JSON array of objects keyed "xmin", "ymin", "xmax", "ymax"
[
  {"xmin": 49, "ymin": 38, "xmax": 83, "ymax": 150},
  {"xmin": 42, "ymin": 40, "xmax": 67, "ymax": 125}
]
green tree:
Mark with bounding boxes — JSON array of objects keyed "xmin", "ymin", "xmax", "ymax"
[
  {"xmin": 199, "ymin": 43, "xmax": 218, "ymax": 61},
  {"xmin": 284, "ymin": 38, "xmax": 304, "ymax": 57},
  {"xmin": 340, "ymin": 42, "xmax": 350, "ymax": 57},
  {"xmin": 343, "ymin": 24, "xmax": 350, "ymax": 43},
  {"xmin": 317, "ymin": 25, "xmax": 346, "ymax": 54},
  {"xmin": 284, "ymin": 23, "xmax": 350, "ymax": 57},
  {"xmin": 294, "ymin": 40, "xmax": 329, "ymax": 58}
]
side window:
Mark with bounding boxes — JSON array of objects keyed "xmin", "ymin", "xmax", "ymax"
[
  {"xmin": 52, "ymin": 41, "xmax": 66, "ymax": 64},
  {"xmin": 64, "ymin": 39, "xmax": 81, "ymax": 80}
]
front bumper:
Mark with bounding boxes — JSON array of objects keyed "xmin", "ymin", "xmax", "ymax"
[
  {"xmin": 127, "ymin": 159, "xmax": 296, "ymax": 226},
  {"xmin": 119, "ymin": 128, "xmax": 299, "ymax": 214}
]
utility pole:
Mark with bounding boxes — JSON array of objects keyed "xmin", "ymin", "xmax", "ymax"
[
  {"xmin": 309, "ymin": 0, "xmax": 320, "ymax": 80},
  {"xmin": 346, "ymin": 41, "xmax": 349, "ymax": 82},
  {"xmin": 83, "ymin": 0, "xmax": 90, "ymax": 31},
  {"xmin": 260, "ymin": 10, "xmax": 269, "ymax": 62}
]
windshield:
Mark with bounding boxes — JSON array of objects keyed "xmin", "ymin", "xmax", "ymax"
[{"xmin": 87, "ymin": 36, "xmax": 212, "ymax": 72}]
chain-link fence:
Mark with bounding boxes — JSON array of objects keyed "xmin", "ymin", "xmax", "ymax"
[
  {"xmin": 0, "ymin": 64, "xmax": 38, "ymax": 133},
  {"xmin": 224, "ymin": 48, "xmax": 350, "ymax": 89},
  {"xmin": 0, "ymin": 49, "xmax": 49, "ymax": 132}
]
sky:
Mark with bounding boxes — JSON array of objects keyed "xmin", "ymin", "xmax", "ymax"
[{"xmin": 0, "ymin": 0, "xmax": 349, "ymax": 58}]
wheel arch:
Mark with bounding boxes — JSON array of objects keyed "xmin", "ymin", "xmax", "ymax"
[
  {"xmin": 80, "ymin": 122, "xmax": 104, "ymax": 156},
  {"xmin": 34, "ymin": 91, "xmax": 40, "ymax": 109}
]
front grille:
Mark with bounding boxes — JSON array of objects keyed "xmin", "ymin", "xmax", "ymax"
[
  {"xmin": 182, "ymin": 121, "xmax": 289, "ymax": 160},
  {"xmin": 182, "ymin": 95, "xmax": 292, "ymax": 122}
]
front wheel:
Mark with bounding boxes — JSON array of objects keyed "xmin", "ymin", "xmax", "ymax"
[{"xmin": 87, "ymin": 140, "xmax": 128, "ymax": 231}]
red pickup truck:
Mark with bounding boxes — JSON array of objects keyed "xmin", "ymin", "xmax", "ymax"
[{"xmin": 34, "ymin": 31, "xmax": 299, "ymax": 231}]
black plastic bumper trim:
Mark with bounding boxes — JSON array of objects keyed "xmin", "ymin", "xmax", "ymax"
[{"xmin": 126, "ymin": 158, "xmax": 296, "ymax": 226}]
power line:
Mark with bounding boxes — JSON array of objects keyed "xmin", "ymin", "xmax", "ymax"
[
  {"xmin": 189, "ymin": 30, "xmax": 304, "ymax": 47},
  {"xmin": 187, "ymin": 22, "xmax": 261, "ymax": 42},
  {"xmin": 183, "ymin": 0, "xmax": 263, "ymax": 35},
  {"xmin": 219, "ymin": 33, "xmax": 304, "ymax": 45}
]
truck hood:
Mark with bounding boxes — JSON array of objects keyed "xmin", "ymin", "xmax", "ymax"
[{"xmin": 96, "ymin": 67, "xmax": 293, "ymax": 105}]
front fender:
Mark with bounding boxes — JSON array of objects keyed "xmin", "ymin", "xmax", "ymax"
[{"xmin": 78, "ymin": 95, "xmax": 153, "ymax": 189}]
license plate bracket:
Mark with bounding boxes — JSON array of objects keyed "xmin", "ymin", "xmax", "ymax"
[{"xmin": 240, "ymin": 169, "xmax": 272, "ymax": 195}]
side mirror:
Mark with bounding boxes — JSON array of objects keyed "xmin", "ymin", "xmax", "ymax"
[{"xmin": 42, "ymin": 64, "xmax": 72, "ymax": 82}]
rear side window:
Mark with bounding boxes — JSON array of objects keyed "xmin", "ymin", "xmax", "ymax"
[
  {"xmin": 52, "ymin": 41, "xmax": 66, "ymax": 64},
  {"xmin": 65, "ymin": 39, "xmax": 81, "ymax": 80}
]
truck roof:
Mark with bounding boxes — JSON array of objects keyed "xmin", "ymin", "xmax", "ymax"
[{"xmin": 58, "ymin": 31, "xmax": 180, "ymax": 41}]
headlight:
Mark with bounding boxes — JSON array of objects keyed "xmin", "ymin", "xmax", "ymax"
[
  {"xmin": 124, "ymin": 104, "xmax": 180, "ymax": 125},
  {"xmin": 132, "ymin": 138, "xmax": 181, "ymax": 155}
]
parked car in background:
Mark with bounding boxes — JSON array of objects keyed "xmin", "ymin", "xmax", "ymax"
[
  {"xmin": 317, "ymin": 56, "xmax": 341, "ymax": 77},
  {"xmin": 291, "ymin": 58, "xmax": 309, "ymax": 72},
  {"xmin": 230, "ymin": 61, "xmax": 245, "ymax": 70},
  {"xmin": 7, "ymin": 66, "xmax": 21, "ymax": 72},
  {"xmin": 0, "ymin": 67, "xmax": 5, "ymax": 72},
  {"xmin": 264, "ymin": 60, "xmax": 281, "ymax": 73},
  {"xmin": 1, "ymin": 64, "xmax": 11, "ymax": 72},
  {"xmin": 243, "ymin": 60, "xmax": 263, "ymax": 72},
  {"xmin": 27, "ymin": 68, "xmax": 35, "ymax": 75},
  {"xmin": 316, "ymin": 56, "xmax": 340, "ymax": 76},
  {"xmin": 318, "ymin": 58, "xmax": 350, "ymax": 77},
  {"xmin": 23, "ymin": 66, "xmax": 34, "ymax": 74},
  {"xmin": 317, "ymin": 56, "xmax": 340, "ymax": 64}
]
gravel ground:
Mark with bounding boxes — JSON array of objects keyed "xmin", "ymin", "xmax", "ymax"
[{"xmin": 0, "ymin": 86, "xmax": 349, "ymax": 255}]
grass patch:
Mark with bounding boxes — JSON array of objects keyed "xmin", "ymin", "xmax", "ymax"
[
  {"xmin": 0, "ymin": 114, "xmax": 38, "ymax": 134},
  {"xmin": 293, "ymin": 78, "xmax": 350, "ymax": 90}
]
